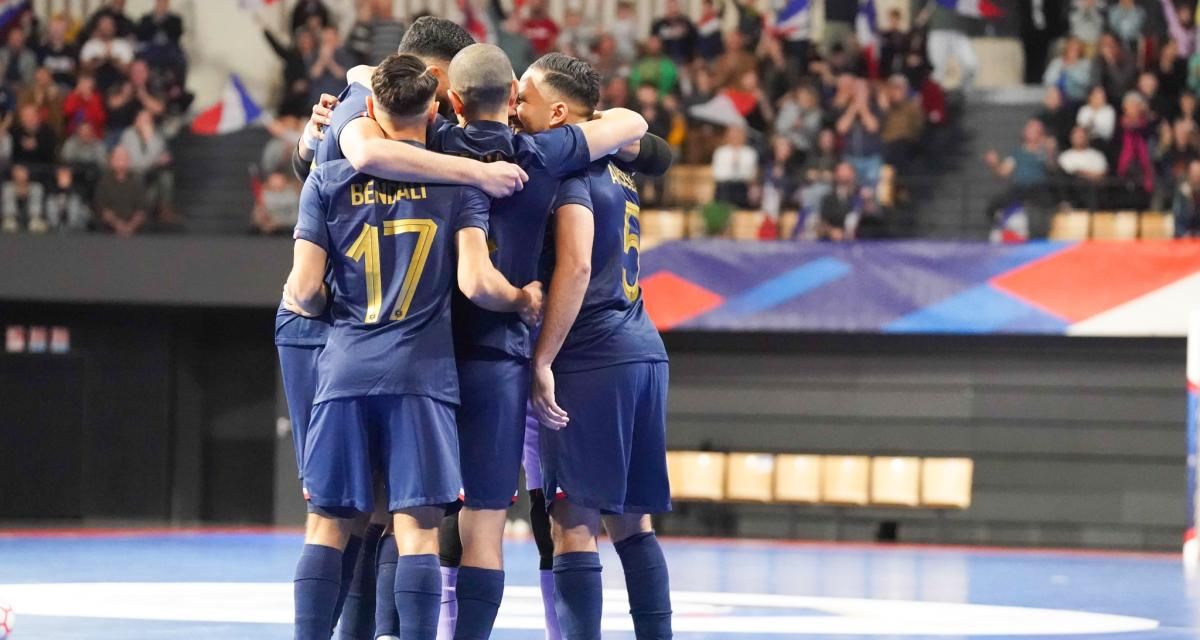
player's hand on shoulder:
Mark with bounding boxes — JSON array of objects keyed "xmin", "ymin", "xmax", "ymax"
[
  {"xmin": 477, "ymin": 161, "xmax": 529, "ymax": 198},
  {"xmin": 302, "ymin": 94, "xmax": 339, "ymax": 148},
  {"xmin": 531, "ymin": 364, "xmax": 569, "ymax": 430},
  {"xmin": 519, "ymin": 281, "xmax": 543, "ymax": 327}
]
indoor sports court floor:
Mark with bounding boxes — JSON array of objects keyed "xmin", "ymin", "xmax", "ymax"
[{"xmin": 0, "ymin": 529, "xmax": 1196, "ymax": 639}]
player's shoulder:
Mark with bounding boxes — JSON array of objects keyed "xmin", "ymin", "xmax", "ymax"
[{"xmin": 312, "ymin": 158, "xmax": 357, "ymax": 185}]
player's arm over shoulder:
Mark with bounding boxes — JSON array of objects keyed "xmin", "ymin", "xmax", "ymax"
[{"xmin": 454, "ymin": 187, "xmax": 542, "ymax": 318}]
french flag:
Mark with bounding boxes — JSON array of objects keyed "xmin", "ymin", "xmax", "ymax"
[
  {"xmin": 937, "ymin": 0, "xmax": 1003, "ymax": 19},
  {"xmin": 856, "ymin": 0, "xmax": 878, "ymax": 76},
  {"xmin": 774, "ymin": 0, "xmax": 810, "ymax": 38},
  {"xmin": 0, "ymin": 0, "xmax": 29, "ymax": 31},
  {"xmin": 190, "ymin": 75, "xmax": 263, "ymax": 136}
]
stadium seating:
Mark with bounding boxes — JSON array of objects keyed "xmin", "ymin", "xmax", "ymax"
[
  {"xmin": 725, "ymin": 452, "xmax": 775, "ymax": 502},
  {"xmin": 822, "ymin": 456, "xmax": 871, "ymax": 505},
  {"xmin": 1139, "ymin": 212, "xmax": 1175, "ymax": 240},
  {"xmin": 666, "ymin": 451, "xmax": 727, "ymax": 501},
  {"xmin": 870, "ymin": 457, "xmax": 921, "ymax": 507},
  {"xmin": 1090, "ymin": 212, "xmax": 1139, "ymax": 241},
  {"xmin": 773, "ymin": 454, "xmax": 822, "ymax": 503},
  {"xmin": 920, "ymin": 458, "xmax": 975, "ymax": 509},
  {"xmin": 1048, "ymin": 211, "xmax": 1091, "ymax": 241},
  {"xmin": 730, "ymin": 210, "xmax": 765, "ymax": 240}
]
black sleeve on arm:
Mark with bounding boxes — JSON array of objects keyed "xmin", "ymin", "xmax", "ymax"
[
  {"xmin": 629, "ymin": 132, "xmax": 674, "ymax": 177},
  {"xmin": 292, "ymin": 145, "xmax": 312, "ymax": 183}
]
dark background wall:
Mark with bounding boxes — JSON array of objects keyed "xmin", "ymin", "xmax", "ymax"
[{"xmin": 0, "ymin": 236, "xmax": 1189, "ymax": 549}]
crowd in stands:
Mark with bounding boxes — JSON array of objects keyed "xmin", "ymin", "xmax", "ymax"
[
  {"xmin": 989, "ymin": 0, "xmax": 1200, "ymax": 237},
  {"xmin": 0, "ymin": 0, "xmax": 190, "ymax": 237}
]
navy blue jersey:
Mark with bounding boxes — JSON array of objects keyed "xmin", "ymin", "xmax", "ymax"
[
  {"xmin": 274, "ymin": 300, "xmax": 331, "ymax": 347},
  {"xmin": 294, "ymin": 150, "xmax": 491, "ymax": 405},
  {"xmin": 428, "ymin": 120, "xmax": 591, "ymax": 358},
  {"xmin": 315, "ymin": 82, "xmax": 449, "ymax": 165},
  {"xmin": 549, "ymin": 160, "xmax": 667, "ymax": 373}
]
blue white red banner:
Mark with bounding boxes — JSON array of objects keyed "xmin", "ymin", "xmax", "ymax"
[{"xmin": 640, "ymin": 240, "xmax": 1200, "ymax": 336}]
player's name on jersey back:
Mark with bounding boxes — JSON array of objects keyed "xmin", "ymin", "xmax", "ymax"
[
  {"xmin": 607, "ymin": 163, "xmax": 637, "ymax": 191},
  {"xmin": 349, "ymin": 179, "xmax": 428, "ymax": 206}
]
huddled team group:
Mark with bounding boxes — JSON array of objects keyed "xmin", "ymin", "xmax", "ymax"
[{"xmin": 274, "ymin": 16, "xmax": 675, "ymax": 640}]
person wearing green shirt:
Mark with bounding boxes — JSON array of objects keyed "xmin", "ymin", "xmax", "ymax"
[{"xmin": 629, "ymin": 35, "xmax": 678, "ymax": 98}]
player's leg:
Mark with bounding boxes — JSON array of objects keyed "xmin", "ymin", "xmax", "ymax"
[
  {"xmin": 454, "ymin": 355, "xmax": 530, "ymax": 640},
  {"xmin": 337, "ymin": 492, "xmax": 389, "ymax": 640},
  {"xmin": 331, "ymin": 512, "xmax": 371, "ymax": 639},
  {"xmin": 603, "ymin": 361, "xmax": 674, "ymax": 640},
  {"xmin": 524, "ymin": 407, "xmax": 562, "ymax": 640},
  {"xmin": 297, "ymin": 398, "xmax": 376, "ymax": 640},
  {"xmin": 549, "ymin": 500, "xmax": 603, "ymax": 640},
  {"xmin": 437, "ymin": 510, "xmax": 462, "ymax": 640},
  {"xmin": 380, "ymin": 394, "xmax": 463, "ymax": 640}
]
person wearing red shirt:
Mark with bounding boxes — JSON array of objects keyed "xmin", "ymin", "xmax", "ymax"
[
  {"xmin": 63, "ymin": 74, "xmax": 107, "ymax": 136},
  {"xmin": 521, "ymin": 0, "xmax": 559, "ymax": 56}
]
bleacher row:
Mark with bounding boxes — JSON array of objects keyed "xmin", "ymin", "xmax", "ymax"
[
  {"xmin": 666, "ymin": 452, "xmax": 974, "ymax": 510},
  {"xmin": 1047, "ymin": 210, "xmax": 1177, "ymax": 241}
]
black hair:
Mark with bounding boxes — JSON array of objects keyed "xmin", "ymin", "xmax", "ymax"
[
  {"xmin": 530, "ymin": 53, "xmax": 601, "ymax": 114},
  {"xmin": 398, "ymin": 16, "xmax": 475, "ymax": 62},
  {"xmin": 371, "ymin": 53, "xmax": 439, "ymax": 119}
]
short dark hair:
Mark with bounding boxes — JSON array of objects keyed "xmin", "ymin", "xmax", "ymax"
[
  {"xmin": 530, "ymin": 53, "xmax": 601, "ymax": 114},
  {"xmin": 372, "ymin": 53, "xmax": 439, "ymax": 119},
  {"xmin": 398, "ymin": 16, "xmax": 475, "ymax": 62}
]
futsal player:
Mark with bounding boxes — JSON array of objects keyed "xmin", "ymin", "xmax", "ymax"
[
  {"xmin": 283, "ymin": 53, "xmax": 541, "ymax": 640},
  {"xmin": 526, "ymin": 53, "xmax": 674, "ymax": 640}
]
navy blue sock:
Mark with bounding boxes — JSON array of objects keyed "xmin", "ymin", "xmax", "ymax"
[
  {"xmin": 331, "ymin": 534, "xmax": 363, "ymax": 635},
  {"xmin": 614, "ymin": 532, "xmax": 673, "ymax": 640},
  {"xmin": 294, "ymin": 543, "xmax": 343, "ymax": 640},
  {"xmin": 375, "ymin": 535, "xmax": 400, "ymax": 637},
  {"xmin": 338, "ymin": 525, "xmax": 384, "ymax": 640},
  {"xmin": 394, "ymin": 554, "xmax": 443, "ymax": 640},
  {"xmin": 552, "ymin": 552, "xmax": 603, "ymax": 640},
  {"xmin": 452, "ymin": 566, "xmax": 504, "ymax": 640}
]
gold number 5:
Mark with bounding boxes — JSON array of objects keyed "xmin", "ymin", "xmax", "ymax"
[
  {"xmin": 622, "ymin": 201, "xmax": 641, "ymax": 301},
  {"xmin": 346, "ymin": 219, "xmax": 438, "ymax": 324}
]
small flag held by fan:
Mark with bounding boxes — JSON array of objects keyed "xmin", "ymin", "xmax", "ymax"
[
  {"xmin": 191, "ymin": 74, "xmax": 263, "ymax": 136},
  {"xmin": 936, "ymin": 0, "xmax": 1003, "ymax": 19}
]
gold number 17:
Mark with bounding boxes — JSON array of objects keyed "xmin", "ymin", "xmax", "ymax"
[{"xmin": 346, "ymin": 219, "xmax": 438, "ymax": 324}]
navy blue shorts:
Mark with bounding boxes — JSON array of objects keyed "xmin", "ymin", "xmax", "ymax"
[
  {"xmin": 541, "ymin": 361, "xmax": 672, "ymax": 515},
  {"xmin": 278, "ymin": 344, "xmax": 323, "ymax": 480},
  {"xmin": 457, "ymin": 353, "xmax": 529, "ymax": 509},
  {"xmin": 304, "ymin": 394, "xmax": 462, "ymax": 516}
]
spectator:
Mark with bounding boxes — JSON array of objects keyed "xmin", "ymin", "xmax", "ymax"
[
  {"xmin": 588, "ymin": 33, "xmax": 624, "ymax": 80},
  {"xmin": 1, "ymin": 164, "xmax": 44, "ymax": 233},
  {"xmin": 262, "ymin": 114, "xmax": 303, "ymax": 176},
  {"xmin": 44, "ymin": 165, "xmax": 90, "ymax": 231},
  {"xmin": 346, "ymin": 1, "xmax": 375, "ymax": 66},
  {"xmin": 983, "ymin": 119, "xmax": 1056, "ymax": 223},
  {"xmin": 775, "ymin": 84, "xmax": 822, "ymax": 157},
  {"xmin": 80, "ymin": 15, "xmax": 135, "ymax": 92},
  {"xmin": 10, "ymin": 103, "xmax": 57, "ymax": 174},
  {"xmin": 81, "ymin": 0, "xmax": 135, "ymax": 42},
  {"xmin": 1108, "ymin": 0, "xmax": 1147, "ymax": 51},
  {"xmin": 63, "ymin": 74, "xmax": 106, "ymax": 137},
  {"xmin": 712, "ymin": 30, "xmax": 757, "ymax": 89},
  {"xmin": 1157, "ymin": 118, "xmax": 1198, "ymax": 207},
  {"xmin": 1043, "ymin": 37, "xmax": 1092, "ymax": 104},
  {"xmin": 1174, "ymin": 159, "xmax": 1200, "ymax": 236},
  {"xmin": 822, "ymin": 0, "xmax": 857, "ymax": 55},
  {"xmin": 610, "ymin": 2, "xmax": 640, "ymax": 64},
  {"xmin": 106, "ymin": 60, "xmax": 165, "ymax": 144},
  {"xmin": 1161, "ymin": 0, "xmax": 1196, "ymax": 58},
  {"xmin": 800, "ymin": 127, "xmax": 839, "ymax": 211},
  {"xmin": 878, "ymin": 8, "xmax": 910, "ymax": 78},
  {"xmin": 696, "ymin": 0, "xmax": 724, "ymax": 62},
  {"xmin": 1155, "ymin": 40, "xmax": 1188, "ymax": 114},
  {"xmin": 634, "ymin": 84, "xmax": 672, "ymax": 140},
  {"xmin": 521, "ymin": 0, "xmax": 559, "ymax": 57},
  {"xmin": 1070, "ymin": 0, "xmax": 1105, "ymax": 49},
  {"xmin": 880, "ymin": 75, "xmax": 924, "ymax": 168},
  {"xmin": 1058, "ymin": 125, "xmax": 1108, "ymax": 210},
  {"xmin": 59, "ymin": 120, "xmax": 107, "ymax": 188},
  {"xmin": 1093, "ymin": 33, "xmax": 1137, "ymax": 106},
  {"xmin": 920, "ymin": 0, "xmax": 978, "ymax": 90},
  {"xmin": 819, "ymin": 162, "xmax": 861, "ymax": 241},
  {"xmin": 1115, "ymin": 91, "xmax": 1154, "ymax": 209},
  {"xmin": 119, "ymin": 109, "xmax": 172, "ymax": 220},
  {"xmin": 252, "ymin": 171, "xmax": 300, "ymax": 235},
  {"xmin": 38, "ymin": 14, "xmax": 78, "ymax": 89},
  {"xmin": 726, "ymin": 69, "xmax": 774, "ymax": 132},
  {"xmin": 1077, "ymin": 85, "xmax": 1116, "ymax": 146},
  {"xmin": 20, "ymin": 67, "xmax": 65, "ymax": 137},
  {"xmin": 291, "ymin": 0, "xmax": 331, "ymax": 34},
  {"xmin": 629, "ymin": 36, "xmax": 679, "ymax": 99},
  {"xmin": 1138, "ymin": 72, "xmax": 1169, "ymax": 127},
  {"xmin": 0, "ymin": 28, "xmax": 37, "ymax": 88},
  {"xmin": 712, "ymin": 125, "xmax": 758, "ymax": 208},
  {"xmin": 94, "ymin": 145, "xmax": 147, "ymax": 236},
  {"xmin": 652, "ymin": 0, "xmax": 697, "ymax": 63},
  {"xmin": 307, "ymin": 26, "xmax": 353, "ymax": 105},
  {"xmin": 135, "ymin": 0, "xmax": 185, "ymax": 72},
  {"xmin": 836, "ymin": 78, "xmax": 884, "ymax": 186},
  {"xmin": 761, "ymin": 136, "xmax": 802, "ymax": 223},
  {"xmin": 260, "ymin": 19, "xmax": 316, "ymax": 118},
  {"xmin": 602, "ymin": 75, "xmax": 630, "ymax": 109},
  {"xmin": 1038, "ymin": 86, "xmax": 1075, "ymax": 151},
  {"xmin": 497, "ymin": 13, "xmax": 536, "ymax": 77},
  {"xmin": 356, "ymin": 0, "xmax": 406, "ymax": 67},
  {"xmin": 558, "ymin": 8, "xmax": 597, "ymax": 59},
  {"xmin": 901, "ymin": 30, "xmax": 934, "ymax": 90}
]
